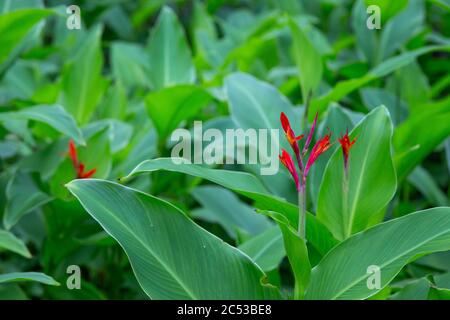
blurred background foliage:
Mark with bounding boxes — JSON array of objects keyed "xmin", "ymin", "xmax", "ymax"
[{"xmin": 0, "ymin": 0, "xmax": 449, "ymax": 299}]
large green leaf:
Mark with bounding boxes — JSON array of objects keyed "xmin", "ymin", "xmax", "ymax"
[
  {"xmin": 0, "ymin": 104, "xmax": 85, "ymax": 145},
  {"xmin": 124, "ymin": 158, "xmax": 338, "ymax": 257},
  {"xmin": 4, "ymin": 171, "xmax": 52, "ymax": 230},
  {"xmin": 0, "ymin": 230, "xmax": 31, "ymax": 258},
  {"xmin": 147, "ymin": 6, "xmax": 195, "ymax": 89},
  {"xmin": 60, "ymin": 25, "xmax": 107, "ymax": 124},
  {"xmin": 67, "ymin": 179, "xmax": 280, "ymax": 299},
  {"xmin": 317, "ymin": 106, "xmax": 396, "ymax": 240},
  {"xmin": 306, "ymin": 207, "xmax": 450, "ymax": 300},
  {"xmin": 0, "ymin": 272, "xmax": 59, "ymax": 286},
  {"xmin": 0, "ymin": 8, "xmax": 52, "ymax": 65},
  {"xmin": 309, "ymin": 104, "xmax": 353, "ymax": 208},
  {"xmin": 145, "ymin": 85, "xmax": 211, "ymax": 144}
]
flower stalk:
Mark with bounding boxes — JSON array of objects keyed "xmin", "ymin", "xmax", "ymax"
[
  {"xmin": 279, "ymin": 112, "xmax": 330, "ymax": 239},
  {"xmin": 338, "ymin": 129, "xmax": 356, "ymax": 238}
]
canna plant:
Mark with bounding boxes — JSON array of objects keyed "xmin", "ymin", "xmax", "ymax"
[
  {"xmin": 0, "ymin": 0, "xmax": 449, "ymax": 301},
  {"xmin": 67, "ymin": 107, "xmax": 450, "ymax": 300}
]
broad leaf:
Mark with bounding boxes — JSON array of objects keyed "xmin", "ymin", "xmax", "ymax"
[
  {"xmin": 67, "ymin": 179, "xmax": 280, "ymax": 299},
  {"xmin": 317, "ymin": 106, "xmax": 396, "ymax": 240},
  {"xmin": 306, "ymin": 207, "xmax": 450, "ymax": 300},
  {"xmin": 0, "ymin": 104, "xmax": 85, "ymax": 145},
  {"xmin": 262, "ymin": 211, "xmax": 311, "ymax": 299}
]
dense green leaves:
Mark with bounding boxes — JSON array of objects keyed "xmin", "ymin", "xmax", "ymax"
[
  {"xmin": 306, "ymin": 207, "xmax": 450, "ymax": 299},
  {"xmin": 0, "ymin": 104, "xmax": 85, "ymax": 145},
  {"xmin": 145, "ymin": 85, "xmax": 212, "ymax": 143},
  {"xmin": 67, "ymin": 179, "xmax": 280, "ymax": 299},
  {"xmin": 394, "ymin": 98, "xmax": 450, "ymax": 181},
  {"xmin": 317, "ymin": 106, "xmax": 396, "ymax": 240},
  {"xmin": 0, "ymin": 8, "xmax": 52, "ymax": 65}
]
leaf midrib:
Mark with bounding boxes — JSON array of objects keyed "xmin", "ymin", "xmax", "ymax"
[
  {"xmin": 330, "ymin": 227, "xmax": 450, "ymax": 299},
  {"xmin": 73, "ymin": 185, "xmax": 199, "ymax": 299}
]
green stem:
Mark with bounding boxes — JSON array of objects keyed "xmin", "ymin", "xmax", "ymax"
[
  {"xmin": 343, "ymin": 168, "xmax": 350, "ymax": 238},
  {"xmin": 298, "ymin": 185, "xmax": 306, "ymax": 239}
]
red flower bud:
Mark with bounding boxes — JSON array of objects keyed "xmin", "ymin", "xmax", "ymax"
[
  {"xmin": 279, "ymin": 149, "xmax": 300, "ymax": 191},
  {"xmin": 338, "ymin": 129, "xmax": 356, "ymax": 172},
  {"xmin": 304, "ymin": 131, "xmax": 332, "ymax": 178}
]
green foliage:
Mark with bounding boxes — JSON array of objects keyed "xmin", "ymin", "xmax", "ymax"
[{"xmin": 0, "ymin": 0, "xmax": 449, "ymax": 301}]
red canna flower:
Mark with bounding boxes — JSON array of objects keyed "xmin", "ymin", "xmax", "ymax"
[
  {"xmin": 280, "ymin": 112, "xmax": 304, "ymax": 169},
  {"xmin": 67, "ymin": 140, "xmax": 97, "ymax": 179},
  {"xmin": 338, "ymin": 129, "xmax": 356, "ymax": 172},
  {"xmin": 304, "ymin": 131, "xmax": 332, "ymax": 178},
  {"xmin": 279, "ymin": 149, "xmax": 300, "ymax": 191}
]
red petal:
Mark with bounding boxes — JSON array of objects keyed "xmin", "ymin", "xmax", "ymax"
[
  {"xmin": 280, "ymin": 112, "xmax": 291, "ymax": 134},
  {"xmin": 80, "ymin": 168, "xmax": 96, "ymax": 179},
  {"xmin": 279, "ymin": 149, "xmax": 300, "ymax": 191},
  {"xmin": 68, "ymin": 140, "xmax": 78, "ymax": 168}
]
